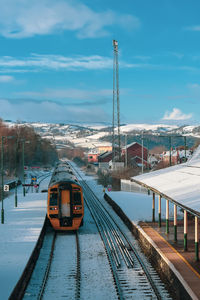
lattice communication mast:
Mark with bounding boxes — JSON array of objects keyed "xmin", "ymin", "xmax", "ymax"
[{"xmin": 112, "ymin": 40, "xmax": 121, "ymax": 162}]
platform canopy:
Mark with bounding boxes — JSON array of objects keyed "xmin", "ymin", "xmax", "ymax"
[{"xmin": 131, "ymin": 146, "xmax": 200, "ymax": 217}]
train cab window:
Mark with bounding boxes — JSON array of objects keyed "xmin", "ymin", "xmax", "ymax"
[
  {"xmin": 73, "ymin": 192, "xmax": 82, "ymax": 205},
  {"xmin": 50, "ymin": 193, "xmax": 58, "ymax": 206}
]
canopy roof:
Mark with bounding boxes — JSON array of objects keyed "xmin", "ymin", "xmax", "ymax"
[{"xmin": 132, "ymin": 146, "xmax": 200, "ymax": 217}]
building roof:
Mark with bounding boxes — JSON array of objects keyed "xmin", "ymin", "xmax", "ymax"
[
  {"xmin": 122, "ymin": 141, "xmax": 147, "ymax": 151},
  {"xmin": 98, "ymin": 151, "xmax": 112, "ymax": 159},
  {"xmin": 131, "ymin": 146, "xmax": 200, "ymax": 217}
]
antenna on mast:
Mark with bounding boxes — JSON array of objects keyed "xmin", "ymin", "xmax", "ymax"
[{"xmin": 112, "ymin": 40, "xmax": 121, "ymax": 162}]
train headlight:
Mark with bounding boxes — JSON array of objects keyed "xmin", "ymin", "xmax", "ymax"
[
  {"xmin": 73, "ymin": 206, "xmax": 82, "ymax": 211},
  {"xmin": 50, "ymin": 207, "xmax": 58, "ymax": 210}
]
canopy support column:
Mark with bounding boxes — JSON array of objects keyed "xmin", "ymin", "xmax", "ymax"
[
  {"xmin": 166, "ymin": 199, "xmax": 169, "ymax": 234},
  {"xmin": 152, "ymin": 193, "xmax": 155, "ymax": 222},
  {"xmin": 158, "ymin": 195, "xmax": 161, "ymax": 227},
  {"xmin": 184, "ymin": 210, "xmax": 188, "ymax": 251},
  {"xmin": 195, "ymin": 216, "xmax": 199, "ymax": 261},
  {"xmin": 174, "ymin": 204, "xmax": 177, "ymax": 242}
]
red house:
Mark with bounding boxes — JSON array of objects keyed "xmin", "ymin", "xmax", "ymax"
[
  {"xmin": 122, "ymin": 142, "xmax": 148, "ymax": 167},
  {"xmin": 88, "ymin": 151, "xmax": 99, "ymax": 163},
  {"xmin": 98, "ymin": 151, "xmax": 113, "ymax": 163}
]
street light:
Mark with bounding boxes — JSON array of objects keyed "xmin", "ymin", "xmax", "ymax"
[
  {"xmin": 15, "ymin": 140, "xmax": 18, "ymax": 207},
  {"xmin": 124, "ymin": 134, "xmax": 128, "ymax": 168},
  {"xmin": 1, "ymin": 135, "xmax": 15, "ymax": 224},
  {"xmin": 20, "ymin": 139, "xmax": 30, "ymax": 197},
  {"xmin": 142, "ymin": 132, "xmax": 144, "ymax": 173}
]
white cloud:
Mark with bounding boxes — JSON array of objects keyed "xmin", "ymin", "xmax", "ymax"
[
  {"xmin": 185, "ymin": 25, "xmax": 200, "ymax": 31},
  {"xmin": 162, "ymin": 108, "xmax": 192, "ymax": 121},
  {"xmin": 187, "ymin": 83, "xmax": 200, "ymax": 89},
  {"xmin": 168, "ymin": 52, "xmax": 184, "ymax": 59},
  {"xmin": 15, "ymin": 87, "xmax": 130, "ymax": 102},
  {"xmin": 133, "ymin": 55, "xmax": 151, "ymax": 61},
  {"xmin": 0, "ymin": 54, "xmax": 150, "ymax": 72},
  {"xmin": 0, "ymin": 54, "xmax": 199, "ymax": 74},
  {"xmin": 0, "ymin": 98, "xmax": 110, "ymax": 123},
  {"xmin": 0, "ymin": 75, "xmax": 14, "ymax": 82},
  {"xmin": 0, "ymin": 54, "xmax": 113, "ymax": 71},
  {"xmin": 0, "ymin": 0, "xmax": 140, "ymax": 39},
  {"xmin": 17, "ymin": 88, "xmax": 113, "ymax": 100}
]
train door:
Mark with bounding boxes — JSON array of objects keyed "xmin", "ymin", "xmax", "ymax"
[{"xmin": 61, "ymin": 190, "xmax": 71, "ymax": 217}]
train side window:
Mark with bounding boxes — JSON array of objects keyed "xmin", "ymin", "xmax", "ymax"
[
  {"xmin": 50, "ymin": 193, "xmax": 58, "ymax": 206},
  {"xmin": 73, "ymin": 192, "xmax": 82, "ymax": 205}
]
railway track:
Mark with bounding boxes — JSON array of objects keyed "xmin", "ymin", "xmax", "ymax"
[
  {"xmin": 70, "ymin": 162, "xmax": 172, "ymax": 300},
  {"xmin": 11, "ymin": 163, "xmax": 172, "ymax": 299},
  {"xmin": 23, "ymin": 228, "xmax": 81, "ymax": 300}
]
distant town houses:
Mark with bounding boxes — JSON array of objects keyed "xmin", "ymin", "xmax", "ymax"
[
  {"xmin": 88, "ymin": 145, "xmax": 112, "ymax": 163},
  {"xmin": 87, "ymin": 142, "xmax": 193, "ymax": 170},
  {"xmin": 160, "ymin": 148, "xmax": 193, "ymax": 164},
  {"xmin": 88, "ymin": 142, "xmax": 150, "ymax": 169}
]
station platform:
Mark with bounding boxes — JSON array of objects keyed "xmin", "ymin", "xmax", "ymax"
[
  {"xmin": 139, "ymin": 220, "xmax": 200, "ymax": 300},
  {"xmin": 0, "ymin": 181, "xmax": 47, "ymax": 300},
  {"xmin": 104, "ymin": 191, "xmax": 200, "ymax": 300}
]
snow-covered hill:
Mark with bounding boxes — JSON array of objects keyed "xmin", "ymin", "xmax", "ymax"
[{"xmin": 4, "ymin": 121, "xmax": 200, "ymax": 150}]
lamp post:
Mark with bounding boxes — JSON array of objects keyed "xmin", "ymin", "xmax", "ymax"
[
  {"xmin": 1, "ymin": 135, "xmax": 15, "ymax": 224},
  {"xmin": 15, "ymin": 140, "xmax": 18, "ymax": 207},
  {"xmin": 184, "ymin": 136, "xmax": 187, "ymax": 162},
  {"xmin": 125, "ymin": 134, "xmax": 128, "ymax": 168},
  {"xmin": 20, "ymin": 139, "xmax": 30, "ymax": 197},
  {"xmin": 1, "ymin": 136, "xmax": 4, "ymax": 224},
  {"xmin": 142, "ymin": 132, "xmax": 144, "ymax": 173},
  {"xmin": 169, "ymin": 136, "xmax": 172, "ymax": 166},
  {"xmin": 22, "ymin": 140, "xmax": 25, "ymax": 196}
]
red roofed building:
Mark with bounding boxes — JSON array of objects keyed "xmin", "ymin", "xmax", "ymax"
[
  {"xmin": 88, "ymin": 150, "xmax": 99, "ymax": 163},
  {"xmin": 122, "ymin": 142, "xmax": 148, "ymax": 167}
]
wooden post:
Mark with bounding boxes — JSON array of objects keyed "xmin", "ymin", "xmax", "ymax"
[
  {"xmin": 174, "ymin": 204, "xmax": 177, "ymax": 242},
  {"xmin": 152, "ymin": 193, "xmax": 155, "ymax": 222},
  {"xmin": 158, "ymin": 195, "xmax": 161, "ymax": 227},
  {"xmin": 195, "ymin": 216, "xmax": 199, "ymax": 261},
  {"xmin": 166, "ymin": 199, "xmax": 169, "ymax": 234},
  {"xmin": 184, "ymin": 210, "xmax": 188, "ymax": 251}
]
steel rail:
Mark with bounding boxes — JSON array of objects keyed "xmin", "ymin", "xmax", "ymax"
[
  {"xmin": 85, "ymin": 185, "xmax": 134, "ymax": 268},
  {"xmin": 83, "ymin": 195, "xmax": 124, "ymax": 300},
  {"xmin": 70, "ymin": 163, "xmax": 163, "ymax": 300},
  {"xmin": 85, "ymin": 181, "xmax": 162, "ymax": 299},
  {"xmin": 72, "ymin": 166, "xmax": 133, "ymax": 269},
  {"xmin": 86, "ymin": 194, "xmax": 121, "ymax": 268},
  {"xmin": 75, "ymin": 231, "xmax": 81, "ymax": 300},
  {"xmin": 88, "ymin": 192, "xmax": 132, "ymax": 268},
  {"xmin": 37, "ymin": 231, "xmax": 57, "ymax": 300},
  {"xmin": 89, "ymin": 184, "xmax": 163, "ymax": 300}
]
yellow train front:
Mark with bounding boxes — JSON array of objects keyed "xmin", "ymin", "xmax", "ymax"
[{"xmin": 47, "ymin": 163, "xmax": 84, "ymax": 230}]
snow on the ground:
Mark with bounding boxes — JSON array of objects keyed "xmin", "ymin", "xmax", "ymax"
[
  {"xmin": 0, "ymin": 173, "xmax": 50, "ymax": 300},
  {"xmin": 0, "ymin": 163, "xmax": 185, "ymax": 300},
  {"xmin": 120, "ymin": 123, "xmax": 178, "ymax": 133}
]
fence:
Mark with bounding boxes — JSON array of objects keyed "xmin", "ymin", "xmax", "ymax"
[{"xmin": 121, "ymin": 179, "xmax": 147, "ymax": 194}]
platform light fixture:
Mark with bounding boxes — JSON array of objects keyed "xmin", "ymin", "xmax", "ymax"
[{"xmin": 1, "ymin": 135, "xmax": 15, "ymax": 224}]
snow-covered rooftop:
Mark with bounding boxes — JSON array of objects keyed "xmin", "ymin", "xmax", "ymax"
[{"xmin": 132, "ymin": 146, "xmax": 200, "ymax": 216}]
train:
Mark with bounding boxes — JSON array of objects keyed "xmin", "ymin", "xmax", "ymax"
[{"xmin": 47, "ymin": 162, "xmax": 84, "ymax": 231}]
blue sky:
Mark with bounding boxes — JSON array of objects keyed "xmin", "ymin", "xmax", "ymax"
[{"xmin": 1, "ymin": 0, "xmax": 200, "ymax": 125}]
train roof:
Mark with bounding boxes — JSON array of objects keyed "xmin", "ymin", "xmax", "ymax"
[{"xmin": 49, "ymin": 163, "xmax": 79, "ymax": 188}]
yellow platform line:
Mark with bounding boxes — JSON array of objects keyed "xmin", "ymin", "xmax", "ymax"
[{"xmin": 144, "ymin": 223, "xmax": 200, "ymax": 280}]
